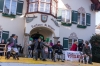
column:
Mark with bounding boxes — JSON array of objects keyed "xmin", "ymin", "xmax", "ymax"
[
  {"xmin": 23, "ymin": 34, "xmax": 29, "ymax": 57},
  {"xmin": 53, "ymin": 37, "xmax": 60, "ymax": 44}
]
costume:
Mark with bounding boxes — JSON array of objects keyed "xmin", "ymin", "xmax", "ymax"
[
  {"xmin": 6, "ymin": 34, "xmax": 19, "ymax": 60},
  {"xmin": 30, "ymin": 36, "xmax": 49, "ymax": 61}
]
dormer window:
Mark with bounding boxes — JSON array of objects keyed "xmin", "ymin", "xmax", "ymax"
[{"xmin": 27, "ymin": 0, "xmax": 57, "ymax": 17}]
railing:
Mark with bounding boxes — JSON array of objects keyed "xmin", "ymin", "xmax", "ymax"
[{"xmin": 0, "ymin": 44, "xmax": 6, "ymax": 56}]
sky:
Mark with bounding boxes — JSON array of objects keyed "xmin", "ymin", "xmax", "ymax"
[{"xmin": 96, "ymin": 12, "xmax": 100, "ymax": 25}]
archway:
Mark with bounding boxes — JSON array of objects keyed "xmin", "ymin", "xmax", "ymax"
[
  {"xmin": 30, "ymin": 27, "xmax": 54, "ymax": 42},
  {"xmin": 31, "ymin": 33, "xmax": 44, "ymax": 41}
]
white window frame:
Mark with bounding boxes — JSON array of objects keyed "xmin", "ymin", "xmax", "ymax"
[
  {"xmin": 61, "ymin": 9, "xmax": 71, "ymax": 23},
  {"xmin": 3, "ymin": 0, "xmax": 17, "ymax": 15},
  {"xmin": 52, "ymin": 0, "xmax": 56, "ymax": 16},
  {"xmin": 39, "ymin": 0, "xmax": 50, "ymax": 13},
  {"xmin": 78, "ymin": 12, "xmax": 86, "ymax": 25}
]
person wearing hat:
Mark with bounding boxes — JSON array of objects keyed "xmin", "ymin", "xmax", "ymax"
[
  {"xmin": 30, "ymin": 36, "xmax": 50, "ymax": 61},
  {"xmin": 6, "ymin": 34, "xmax": 19, "ymax": 60}
]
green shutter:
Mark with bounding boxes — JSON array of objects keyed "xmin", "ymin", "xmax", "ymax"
[
  {"xmin": 71, "ymin": 10, "xmax": 78, "ymax": 24},
  {"xmin": 0, "ymin": 0, "xmax": 4, "ymax": 12},
  {"xmin": 78, "ymin": 39, "xmax": 83, "ymax": 44},
  {"xmin": 86, "ymin": 13, "xmax": 91, "ymax": 26},
  {"xmin": 63, "ymin": 38, "xmax": 68, "ymax": 50},
  {"xmin": 2, "ymin": 31, "xmax": 9, "ymax": 43},
  {"xmin": 16, "ymin": 1, "xmax": 24, "ymax": 15},
  {"xmin": 57, "ymin": 8, "xmax": 62, "ymax": 22}
]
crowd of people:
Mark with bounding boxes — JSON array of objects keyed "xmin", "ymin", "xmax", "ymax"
[
  {"xmin": 70, "ymin": 40, "xmax": 92, "ymax": 64},
  {"xmin": 0, "ymin": 34, "xmax": 93, "ymax": 64},
  {"xmin": 28, "ymin": 36, "xmax": 64, "ymax": 62}
]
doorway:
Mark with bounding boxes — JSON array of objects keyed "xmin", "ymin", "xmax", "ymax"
[{"xmin": 31, "ymin": 33, "xmax": 44, "ymax": 41}]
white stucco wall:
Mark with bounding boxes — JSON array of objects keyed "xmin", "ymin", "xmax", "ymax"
[
  {"xmin": 25, "ymin": 14, "xmax": 60, "ymax": 37},
  {"xmin": 58, "ymin": 0, "xmax": 95, "ymax": 45},
  {"xmin": 0, "ymin": 0, "xmax": 27, "ymax": 45}
]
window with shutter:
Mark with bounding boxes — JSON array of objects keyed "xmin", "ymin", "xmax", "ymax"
[
  {"xmin": 2, "ymin": 31, "xmax": 9, "ymax": 43},
  {"xmin": 86, "ymin": 13, "xmax": 91, "ymax": 26},
  {"xmin": 0, "ymin": 0, "xmax": 4, "ymax": 12},
  {"xmin": 3, "ymin": 0, "xmax": 17, "ymax": 15},
  {"xmin": 16, "ymin": 1, "xmax": 24, "ymax": 15},
  {"xmin": 63, "ymin": 38, "xmax": 68, "ymax": 50},
  {"xmin": 71, "ymin": 10, "xmax": 78, "ymax": 24},
  {"xmin": 57, "ymin": 8, "xmax": 62, "ymax": 22}
]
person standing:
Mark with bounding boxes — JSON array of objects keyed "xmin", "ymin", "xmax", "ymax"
[
  {"xmin": 83, "ymin": 41, "xmax": 92, "ymax": 64},
  {"xmin": 48, "ymin": 40, "xmax": 53, "ymax": 59},
  {"xmin": 78, "ymin": 40, "xmax": 85, "ymax": 52},
  {"xmin": 70, "ymin": 40, "xmax": 78, "ymax": 51},
  {"xmin": 30, "ymin": 36, "xmax": 50, "ymax": 61}
]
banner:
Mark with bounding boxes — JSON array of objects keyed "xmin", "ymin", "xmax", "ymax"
[{"xmin": 64, "ymin": 51, "xmax": 81, "ymax": 61}]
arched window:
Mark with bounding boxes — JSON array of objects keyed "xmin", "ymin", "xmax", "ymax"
[
  {"xmin": 78, "ymin": 7, "xmax": 86, "ymax": 25},
  {"xmin": 61, "ymin": 4, "xmax": 71, "ymax": 23},
  {"xmin": 27, "ymin": 0, "xmax": 58, "ymax": 17}
]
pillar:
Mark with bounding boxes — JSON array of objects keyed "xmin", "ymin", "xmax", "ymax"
[
  {"xmin": 53, "ymin": 37, "xmax": 60, "ymax": 44},
  {"xmin": 23, "ymin": 33, "xmax": 29, "ymax": 57}
]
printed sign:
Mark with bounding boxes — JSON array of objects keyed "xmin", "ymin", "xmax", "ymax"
[
  {"xmin": 65, "ymin": 51, "xmax": 81, "ymax": 61},
  {"xmin": 31, "ymin": 24, "xmax": 55, "ymax": 31}
]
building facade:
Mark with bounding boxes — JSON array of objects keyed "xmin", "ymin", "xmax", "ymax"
[{"xmin": 0, "ymin": 0, "xmax": 95, "ymax": 51}]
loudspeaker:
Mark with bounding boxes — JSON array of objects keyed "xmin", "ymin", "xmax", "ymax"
[{"xmin": 91, "ymin": 4, "xmax": 95, "ymax": 11}]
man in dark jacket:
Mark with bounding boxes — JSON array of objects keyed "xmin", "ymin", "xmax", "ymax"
[
  {"xmin": 78, "ymin": 40, "xmax": 84, "ymax": 51},
  {"xmin": 52, "ymin": 41, "xmax": 64, "ymax": 62},
  {"xmin": 30, "ymin": 36, "xmax": 49, "ymax": 61},
  {"xmin": 83, "ymin": 41, "xmax": 92, "ymax": 64}
]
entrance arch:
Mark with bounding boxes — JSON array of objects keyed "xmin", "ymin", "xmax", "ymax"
[
  {"xmin": 30, "ymin": 27, "xmax": 55, "ymax": 41},
  {"xmin": 31, "ymin": 33, "xmax": 44, "ymax": 41}
]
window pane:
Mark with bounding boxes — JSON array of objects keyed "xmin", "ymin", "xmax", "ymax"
[
  {"xmin": 29, "ymin": 3, "xmax": 33, "ymax": 12},
  {"xmin": 52, "ymin": 0, "xmax": 56, "ymax": 16},
  {"xmin": 41, "ymin": 0, "xmax": 45, "ymax": 2},
  {"xmin": 29, "ymin": 0, "xmax": 38, "ymax": 2},
  {"xmin": 28, "ymin": 2, "xmax": 38, "ymax": 12},
  {"xmin": 4, "ymin": 0, "xmax": 10, "ymax": 14},
  {"xmin": 45, "ymin": 4, "xmax": 50, "ymax": 13},
  {"xmin": 62, "ymin": 10, "xmax": 66, "ymax": 22},
  {"xmin": 78, "ymin": 13, "xmax": 80, "ymax": 24},
  {"xmin": 11, "ymin": 0, "xmax": 17, "ymax": 15},
  {"xmin": 46, "ymin": 0, "xmax": 50, "ymax": 3},
  {"xmin": 82, "ymin": 13, "xmax": 85, "ymax": 25},
  {"xmin": 66, "ymin": 10, "xmax": 70, "ymax": 22},
  {"xmin": 40, "ymin": 3, "xmax": 45, "ymax": 12},
  {"xmin": 34, "ymin": 2, "xmax": 38, "ymax": 11}
]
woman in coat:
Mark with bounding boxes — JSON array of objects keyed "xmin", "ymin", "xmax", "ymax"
[{"xmin": 70, "ymin": 40, "xmax": 78, "ymax": 51}]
